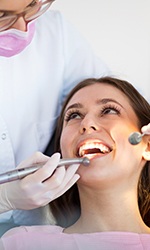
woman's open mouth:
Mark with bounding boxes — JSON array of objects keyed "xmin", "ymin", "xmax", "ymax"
[{"xmin": 77, "ymin": 140, "xmax": 112, "ymax": 159}]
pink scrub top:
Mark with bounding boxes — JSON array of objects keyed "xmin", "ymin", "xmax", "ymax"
[{"xmin": 1, "ymin": 225, "xmax": 150, "ymax": 250}]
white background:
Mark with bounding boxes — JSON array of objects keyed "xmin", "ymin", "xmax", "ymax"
[{"xmin": 51, "ymin": 0, "xmax": 150, "ymax": 101}]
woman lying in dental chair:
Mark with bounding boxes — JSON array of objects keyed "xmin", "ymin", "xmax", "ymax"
[{"xmin": 0, "ymin": 76, "xmax": 150, "ymax": 250}]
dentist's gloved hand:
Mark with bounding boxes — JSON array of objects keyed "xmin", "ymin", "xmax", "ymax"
[
  {"xmin": 0, "ymin": 152, "xmax": 80, "ymax": 212},
  {"xmin": 141, "ymin": 123, "xmax": 150, "ymax": 134}
]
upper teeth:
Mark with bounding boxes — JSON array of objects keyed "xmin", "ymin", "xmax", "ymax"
[{"xmin": 79, "ymin": 142, "xmax": 110, "ymax": 157}]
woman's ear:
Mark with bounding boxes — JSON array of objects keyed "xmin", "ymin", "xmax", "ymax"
[{"xmin": 142, "ymin": 137, "xmax": 150, "ymax": 160}]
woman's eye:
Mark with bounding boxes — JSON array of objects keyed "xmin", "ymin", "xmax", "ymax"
[
  {"xmin": 65, "ymin": 112, "xmax": 81, "ymax": 122},
  {"xmin": 102, "ymin": 107, "xmax": 119, "ymax": 115}
]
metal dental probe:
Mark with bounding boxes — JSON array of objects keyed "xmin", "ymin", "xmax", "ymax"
[{"xmin": 0, "ymin": 157, "xmax": 90, "ymax": 184}]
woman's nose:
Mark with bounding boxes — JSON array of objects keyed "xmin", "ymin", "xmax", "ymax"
[
  {"xmin": 11, "ymin": 17, "xmax": 27, "ymax": 31},
  {"xmin": 79, "ymin": 116, "xmax": 98, "ymax": 134}
]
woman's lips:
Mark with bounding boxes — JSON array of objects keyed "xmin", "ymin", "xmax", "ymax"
[{"xmin": 77, "ymin": 140, "xmax": 112, "ymax": 158}]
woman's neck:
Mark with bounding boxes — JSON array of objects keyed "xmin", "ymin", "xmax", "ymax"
[{"xmin": 64, "ymin": 188, "xmax": 150, "ymax": 234}]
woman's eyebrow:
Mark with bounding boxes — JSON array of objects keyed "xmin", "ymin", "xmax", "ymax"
[
  {"xmin": 65, "ymin": 103, "xmax": 83, "ymax": 112},
  {"xmin": 96, "ymin": 98, "xmax": 124, "ymax": 108},
  {"xmin": 66, "ymin": 98, "xmax": 123, "ymax": 112}
]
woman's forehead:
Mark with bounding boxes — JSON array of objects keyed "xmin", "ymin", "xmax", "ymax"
[
  {"xmin": 63, "ymin": 82, "xmax": 139, "ymax": 132},
  {"xmin": 67, "ymin": 83, "xmax": 127, "ymax": 105},
  {"xmin": 64, "ymin": 83, "xmax": 138, "ymax": 120}
]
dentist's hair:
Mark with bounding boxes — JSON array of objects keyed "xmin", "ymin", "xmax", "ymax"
[{"xmin": 50, "ymin": 76, "xmax": 150, "ymax": 228}]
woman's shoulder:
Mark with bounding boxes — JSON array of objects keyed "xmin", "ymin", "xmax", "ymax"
[
  {"xmin": 1, "ymin": 229, "xmax": 150, "ymax": 250},
  {"xmin": 2, "ymin": 225, "xmax": 64, "ymax": 237}
]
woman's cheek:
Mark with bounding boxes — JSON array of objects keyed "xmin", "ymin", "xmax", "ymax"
[
  {"xmin": 60, "ymin": 131, "xmax": 69, "ymax": 157},
  {"xmin": 60, "ymin": 125, "xmax": 78, "ymax": 157}
]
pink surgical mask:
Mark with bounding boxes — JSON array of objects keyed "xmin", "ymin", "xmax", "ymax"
[{"xmin": 0, "ymin": 21, "xmax": 35, "ymax": 57}]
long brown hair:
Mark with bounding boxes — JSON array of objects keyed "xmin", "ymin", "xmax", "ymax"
[{"xmin": 50, "ymin": 76, "xmax": 150, "ymax": 227}]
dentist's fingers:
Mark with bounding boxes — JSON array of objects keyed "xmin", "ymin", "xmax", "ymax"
[
  {"xmin": 50, "ymin": 173, "xmax": 80, "ymax": 201},
  {"xmin": 141, "ymin": 123, "xmax": 150, "ymax": 134},
  {"xmin": 26, "ymin": 153, "xmax": 61, "ymax": 183},
  {"xmin": 1, "ymin": 152, "xmax": 80, "ymax": 211},
  {"xmin": 43, "ymin": 163, "xmax": 80, "ymax": 190},
  {"xmin": 16, "ymin": 151, "xmax": 50, "ymax": 169},
  {"xmin": 22, "ymin": 164, "xmax": 80, "ymax": 207},
  {"xmin": 41, "ymin": 164, "xmax": 80, "ymax": 202}
]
